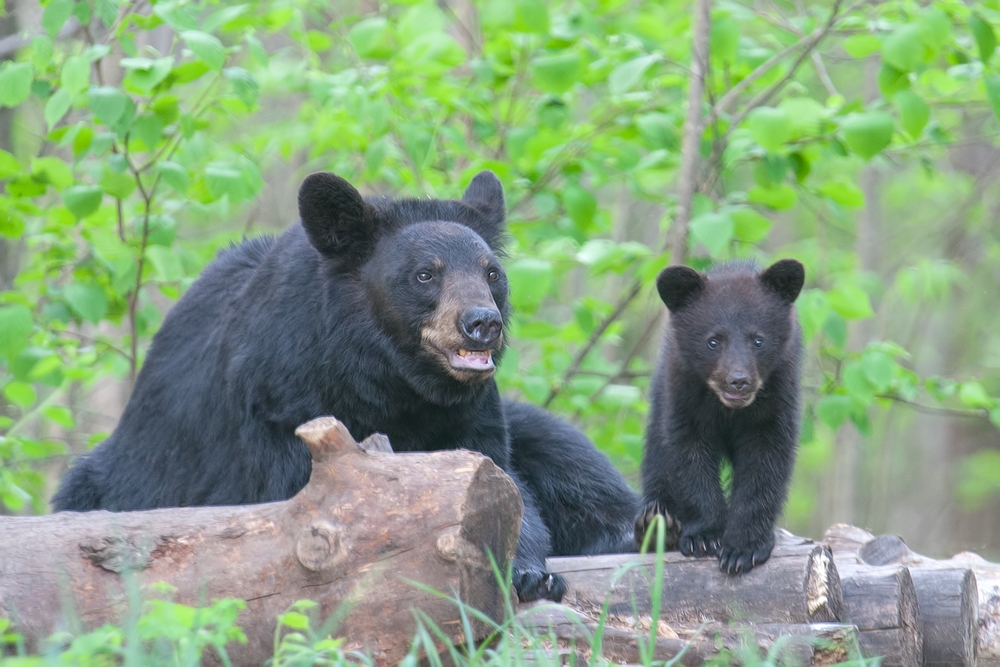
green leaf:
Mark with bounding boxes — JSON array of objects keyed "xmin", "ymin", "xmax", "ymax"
[
  {"xmin": 608, "ymin": 54, "xmax": 660, "ymax": 96},
  {"xmin": 984, "ymin": 73, "xmax": 1000, "ymax": 123},
  {"xmin": 746, "ymin": 106, "xmax": 791, "ymax": 152},
  {"xmin": 146, "ymin": 246, "xmax": 184, "ymax": 281},
  {"xmin": 507, "ymin": 258, "xmax": 554, "ymax": 311},
  {"xmin": 817, "ymin": 395, "xmax": 852, "ymax": 430},
  {"xmin": 63, "ymin": 185, "xmax": 104, "ymax": 219},
  {"xmin": 100, "ymin": 168, "xmax": 135, "ymax": 199},
  {"xmin": 635, "ymin": 113, "xmax": 678, "ymax": 151},
  {"xmin": 861, "ymin": 348, "xmax": 895, "ymax": 393},
  {"xmin": 44, "ymin": 87, "xmax": 71, "ymax": 130},
  {"xmin": 893, "ymin": 90, "xmax": 930, "ymax": 138},
  {"xmin": 0, "ymin": 305, "xmax": 33, "ymax": 359},
  {"xmin": 279, "ymin": 612, "xmax": 310, "ymax": 630},
  {"xmin": 181, "ymin": 31, "xmax": 227, "ymax": 70},
  {"xmin": 918, "ymin": 7, "xmax": 951, "ymax": 53},
  {"xmin": 32, "ymin": 156, "xmax": 73, "ymax": 189},
  {"xmin": 840, "ymin": 112, "xmax": 894, "ymax": 160},
  {"xmin": 42, "ymin": 405, "xmax": 75, "ymax": 428},
  {"xmin": 970, "ymin": 13, "xmax": 996, "ymax": 63},
  {"xmin": 42, "ymin": 0, "xmax": 74, "ymax": 38},
  {"xmin": 4, "ymin": 381, "xmax": 36, "ymax": 408},
  {"xmin": 562, "ymin": 184, "xmax": 597, "ymax": 227},
  {"xmin": 710, "ymin": 16, "xmax": 739, "ymax": 64},
  {"xmin": 130, "ymin": 113, "xmax": 163, "ymax": 150},
  {"xmin": 731, "ymin": 208, "xmax": 772, "ymax": 243},
  {"xmin": 531, "ymin": 52, "xmax": 582, "ymax": 95},
  {"xmin": 64, "ymin": 282, "xmax": 108, "ymax": 323},
  {"xmin": 513, "ymin": 0, "xmax": 549, "ymax": 34},
  {"xmin": 842, "ymin": 34, "xmax": 882, "ymax": 58},
  {"xmin": 818, "ymin": 180, "xmax": 865, "ymax": 208},
  {"xmin": 842, "ymin": 362, "xmax": 876, "ymax": 402},
  {"xmin": 882, "ymin": 24, "xmax": 923, "ymax": 72},
  {"xmin": 828, "ymin": 285, "xmax": 874, "ymax": 320},
  {"xmin": 689, "ymin": 211, "xmax": 734, "ymax": 258},
  {"xmin": 959, "ymin": 381, "xmax": 994, "ymax": 409},
  {"xmin": 349, "ymin": 17, "xmax": 389, "ymax": 57},
  {"xmin": 0, "ymin": 150, "xmax": 19, "ymax": 178},
  {"xmin": 158, "ymin": 161, "xmax": 189, "ymax": 193},
  {"xmin": 122, "ymin": 56, "xmax": 173, "ymax": 93},
  {"xmin": 0, "ymin": 62, "xmax": 33, "ymax": 108},
  {"xmin": 747, "ymin": 183, "xmax": 797, "ymax": 210},
  {"xmin": 224, "ymin": 67, "xmax": 259, "ymax": 108},
  {"xmin": 877, "ymin": 63, "xmax": 910, "ymax": 97},
  {"xmin": 88, "ymin": 86, "xmax": 129, "ymax": 126},
  {"xmin": 61, "ymin": 55, "xmax": 91, "ymax": 93}
]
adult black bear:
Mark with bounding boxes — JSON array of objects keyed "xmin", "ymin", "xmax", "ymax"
[
  {"xmin": 635, "ymin": 259, "xmax": 805, "ymax": 574},
  {"xmin": 53, "ymin": 171, "xmax": 639, "ymax": 602}
]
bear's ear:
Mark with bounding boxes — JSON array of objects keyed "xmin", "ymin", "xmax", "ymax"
[
  {"xmin": 656, "ymin": 265, "xmax": 706, "ymax": 312},
  {"xmin": 461, "ymin": 171, "xmax": 506, "ymax": 249},
  {"xmin": 298, "ymin": 172, "xmax": 378, "ymax": 262},
  {"xmin": 760, "ymin": 258, "xmax": 805, "ymax": 304}
]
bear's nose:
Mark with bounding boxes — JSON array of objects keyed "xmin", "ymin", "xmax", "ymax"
[
  {"xmin": 461, "ymin": 307, "xmax": 502, "ymax": 345},
  {"xmin": 727, "ymin": 373, "xmax": 751, "ymax": 392}
]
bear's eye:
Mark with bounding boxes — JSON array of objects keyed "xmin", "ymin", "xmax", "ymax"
[
  {"xmin": 707, "ymin": 338, "xmax": 719, "ymax": 350},
  {"xmin": 754, "ymin": 337, "xmax": 764, "ymax": 348},
  {"xmin": 416, "ymin": 271, "xmax": 433, "ymax": 283},
  {"xmin": 488, "ymin": 269, "xmax": 500, "ymax": 282}
]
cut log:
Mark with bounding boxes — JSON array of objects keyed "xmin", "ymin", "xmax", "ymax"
[
  {"xmin": 0, "ymin": 417, "xmax": 522, "ymax": 665},
  {"xmin": 544, "ymin": 541, "xmax": 843, "ymax": 625},
  {"xmin": 824, "ymin": 524, "xmax": 986, "ymax": 666},
  {"xmin": 837, "ymin": 563, "xmax": 922, "ymax": 666},
  {"xmin": 519, "ymin": 603, "xmax": 858, "ymax": 666}
]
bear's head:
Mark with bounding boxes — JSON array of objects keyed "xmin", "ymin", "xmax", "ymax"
[
  {"xmin": 656, "ymin": 259, "xmax": 805, "ymax": 409},
  {"xmin": 297, "ymin": 171, "xmax": 509, "ymax": 391}
]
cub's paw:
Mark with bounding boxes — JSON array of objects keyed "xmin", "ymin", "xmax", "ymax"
[
  {"xmin": 678, "ymin": 526, "xmax": 722, "ymax": 558},
  {"xmin": 513, "ymin": 567, "xmax": 567, "ymax": 603},
  {"xmin": 633, "ymin": 500, "xmax": 682, "ymax": 550},
  {"xmin": 718, "ymin": 533, "xmax": 775, "ymax": 574}
]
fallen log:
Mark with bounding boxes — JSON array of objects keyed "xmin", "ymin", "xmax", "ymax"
[
  {"xmin": 519, "ymin": 603, "xmax": 858, "ymax": 665},
  {"xmin": 837, "ymin": 563, "xmax": 922, "ymax": 666},
  {"xmin": 824, "ymin": 524, "xmax": 985, "ymax": 666},
  {"xmin": 544, "ymin": 541, "xmax": 843, "ymax": 625},
  {"xmin": 0, "ymin": 417, "xmax": 522, "ymax": 665}
]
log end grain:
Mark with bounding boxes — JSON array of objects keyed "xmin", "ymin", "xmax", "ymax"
[{"xmin": 294, "ymin": 416, "xmax": 360, "ymax": 461}]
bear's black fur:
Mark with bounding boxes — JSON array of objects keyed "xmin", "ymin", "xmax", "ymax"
[
  {"xmin": 636, "ymin": 259, "xmax": 805, "ymax": 574},
  {"xmin": 53, "ymin": 171, "xmax": 639, "ymax": 602}
]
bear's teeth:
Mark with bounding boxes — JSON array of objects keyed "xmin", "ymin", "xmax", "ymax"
[{"xmin": 459, "ymin": 349, "xmax": 468, "ymax": 357}]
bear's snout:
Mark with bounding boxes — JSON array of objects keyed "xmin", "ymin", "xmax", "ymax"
[{"xmin": 461, "ymin": 307, "xmax": 503, "ymax": 345}]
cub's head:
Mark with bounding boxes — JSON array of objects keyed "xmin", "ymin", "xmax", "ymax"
[
  {"xmin": 656, "ymin": 259, "xmax": 805, "ymax": 409},
  {"xmin": 297, "ymin": 171, "xmax": 509, "ymax": 387}
]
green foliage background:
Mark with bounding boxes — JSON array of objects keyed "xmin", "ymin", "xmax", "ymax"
[{"xmin": 0, "ymin": 0, "xmax": 997, "ymax": 555}]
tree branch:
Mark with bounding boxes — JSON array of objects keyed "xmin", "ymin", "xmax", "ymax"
[{"xmin": 665, "ymin": 0, "xmax": 712, "ymax": 266}]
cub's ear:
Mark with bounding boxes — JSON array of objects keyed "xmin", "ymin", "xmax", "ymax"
[
  {"xmin": 656, "ymin": 265, "xmax": 706, "ymax": 312},
  {"xmin": 760, "ymin": 258, "xmax": 805, "ymax": 304},
  {"xmin": 298, "ymin": 172, "xmax": 378, "ymax": 262},
  {"xmin": 461, "ymin": 170, "xmax": 506, "ymax": 249}
]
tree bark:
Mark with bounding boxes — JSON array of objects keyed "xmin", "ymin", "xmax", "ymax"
[
  {"xmin": 825, "ymin": 523, "xmax": 988, "ymax": 666},
  {"xmin": 544, "ymin": 541, "xmax": 843, "ymax": 625},
  {"xmin": 837, "ymin": 563, "xmax": 922, "ymax": 666},
  {"xmin": 0, "ymin": 417, "xmax": 522, "ymax": 665}
]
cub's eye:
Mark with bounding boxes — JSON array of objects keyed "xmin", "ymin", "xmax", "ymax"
[
  {"xmin": 416, "ymin": 271, "xmax": 433, "ymax": 283},
  {"xmin": 707, "ymin": 338, "xmax": 719, "ymax": 350},
  {"xmin": 488, "ymin": 269, "xmax": 500, "ymax": 282},
  {"xmin": 754, "ymin": 337, "xmax": 764, "ymax": 348}
]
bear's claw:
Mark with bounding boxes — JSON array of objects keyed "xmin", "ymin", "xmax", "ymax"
[{"xmin": 513, "ymin": 567, "xmax": 566, "ymax": 603}]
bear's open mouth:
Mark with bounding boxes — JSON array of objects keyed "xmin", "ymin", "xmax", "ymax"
[{"xmin": 447, "ymin": 348, "xmax": 494, "ymax": 372}]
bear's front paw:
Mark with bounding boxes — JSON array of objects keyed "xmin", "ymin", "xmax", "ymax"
[
  {"xmin": 678, "ymin": 526, "xmax": 722, "ymax": 558},
  {"xmin": 718, "ymin": 532, "xmax": 774, "ymax": 574},
  {"xmin": 513, "ymin": 567, "xmax": 567, "ymax": 603},
  {"xmin": 633, "ymin": 500, "xmax": 682, "ymax": 549}
]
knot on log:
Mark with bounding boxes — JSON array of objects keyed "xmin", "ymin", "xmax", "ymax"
[
  {"xmin": 296, "ymin": 521, "xmax": 348, "ymax": 572},
  {"xmin": 80, "ymin": 534, "xmax": 156, "ymax": 573},
  {"xmin": 294, "ymin": 417, "xmax": 360, "ymax": 461}
]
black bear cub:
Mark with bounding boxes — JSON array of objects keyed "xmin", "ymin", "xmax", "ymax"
[
  {"xmin": 53, "ymin": 170, "xmax": 639, "ymax": 602},
  {"xmin": 636, "ymin": 259, "xmax": 805, "ymax": 574}
]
